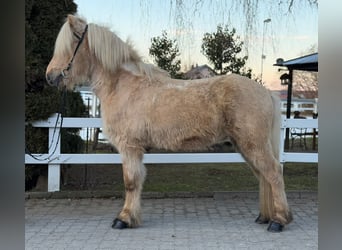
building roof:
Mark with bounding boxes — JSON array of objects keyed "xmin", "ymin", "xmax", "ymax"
[
  {"xmin": 274, "ymin": 52, "xmax": 318, "ymax": 72},
  {"xmin": 183, "ymin": 64, "xmax": 217, "ymax": 79}
]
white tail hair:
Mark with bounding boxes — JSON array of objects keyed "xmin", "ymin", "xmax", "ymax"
[{"xmin": 258, "ymin": 91, "xmax": 281, "ymax": 222}]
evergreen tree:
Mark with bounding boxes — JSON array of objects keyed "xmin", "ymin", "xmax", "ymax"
[
  {"xmin": 25, "ymin": 0, "xmax": 86, "ymax": 190},
  {"xmin": 201, "ymin": 25, "xmax": 252, "ymax": 78},
  {"xmin": 26, "ymin": 0, "xmax": 77, "ymax": 91},
  {"xmin": 149, "ymin": 31, "xmax": 182, "ymax": 78}
]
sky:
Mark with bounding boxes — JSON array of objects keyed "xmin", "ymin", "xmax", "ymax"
[{"xmin": 74, "ymin": 0, "xmax": 318, "ymax": 90}]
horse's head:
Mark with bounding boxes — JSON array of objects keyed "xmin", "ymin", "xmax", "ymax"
[{"xmin": 46, "ymin": 15, "xmax": 91, "ymax": 89}]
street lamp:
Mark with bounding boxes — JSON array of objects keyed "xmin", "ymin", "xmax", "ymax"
[{"xmin": 260, "ymin": 18, "xmax": 271, "ymax": 83}]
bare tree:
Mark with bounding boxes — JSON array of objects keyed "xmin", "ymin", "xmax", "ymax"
[
  {"xmin": 165, "ymin": 0, "xmax": 318, "ymax": 53},
  {"xmin": 293, "ymin": 71, "xmax": 318, "ymax": 99},
  {"xmin": 293, "ymin": 45, "xmax": 318, "ymax": 99}
]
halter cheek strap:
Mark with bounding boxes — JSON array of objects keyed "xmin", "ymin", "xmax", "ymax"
[{"xmin": 61, "ymin": 24, "xmax": 88, "ymax": 78}]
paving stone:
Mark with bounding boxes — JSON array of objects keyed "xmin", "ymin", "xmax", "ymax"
[{"xmin": 25, "ymin": 193, "xmax": 317, "ymax": 249}]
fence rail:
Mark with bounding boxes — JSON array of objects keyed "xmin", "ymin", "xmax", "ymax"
[
  {"xmin": 280, "ymin": 99, "xmax": 318, "ymax": 114},
  {"xmin": 25, "ymin": 114, "xmax": 318, "ymax": 192}
]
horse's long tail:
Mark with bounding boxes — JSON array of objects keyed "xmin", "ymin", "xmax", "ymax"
[
  {"xmin": 259, "ymin": 91, "xmax": 281, "ymax": 221},
  {"xmin": 270, "ymin": 92, "xmax": 281, "ymax": 162}
]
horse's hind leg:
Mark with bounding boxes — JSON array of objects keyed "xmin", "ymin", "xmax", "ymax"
[
  {"xmin": 249, "ymin": 167, "xmax": 273, "ymax": 225},
  {"xmin": 112, "ymin": 147, "xmax": 146, "ymax": 229},
  {"xmin": 237, "ymin": 140, "xmax": 292, "ymax": 231}
]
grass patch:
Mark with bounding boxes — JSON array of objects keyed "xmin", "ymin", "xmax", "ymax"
[
  {"xmin": 60, "ymin": 162, "xmax": 317, "ymax": 192},
  {"xmin": 143, "ymin": 163, "xmax": 317, "ymax": 192},
  {"xmin": 283, "ymin": 162, "xmax": 318, "ymax": 190},
  {"xmin": 144, "ymin": 163, "xmax": 258, "ymax": 192}
]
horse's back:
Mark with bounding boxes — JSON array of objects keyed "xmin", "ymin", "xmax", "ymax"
[
  {"xmin": 139, "ymin": 73, "xmax": 273, "ymax": 151},
  {"xmin": 203, "ymin": 74, "xmax": 274, "ymax": 122}
]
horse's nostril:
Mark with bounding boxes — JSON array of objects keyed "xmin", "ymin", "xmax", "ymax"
[
  {"xmin": 46, "ymin": 72, "xmax": 63, "ymax": 87},
  {"xmin": 46, "ymin": 72, "xmax": 56, "ymax": 86},
  {"xmin": 46, "ymin": 73, "xmax": 51, "ymax": 83}
]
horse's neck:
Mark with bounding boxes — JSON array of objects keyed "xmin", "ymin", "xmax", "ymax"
[
  {"xmin": 91, "ymin": 66, "xmax": 139, "ymax": 100},
  {"xmin": 90, "ymin": 60, "xmax": 171, "ymax": 102},
  {"xmin": 90, "ymin": 66, "xmax": 117, "ymax": 98}
]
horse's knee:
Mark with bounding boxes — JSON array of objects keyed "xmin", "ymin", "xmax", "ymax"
[
  {"xmin": 124, "ymin": 181, "xmax": 136, "ymax": 192},
  {"xmin": 123, "ymin": 168, "xmax": 145, "ymax": 190}
]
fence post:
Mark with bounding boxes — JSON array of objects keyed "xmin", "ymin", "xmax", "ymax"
[
  {"xmin": 279, "ymin": 116, "xmax": 286, "ymax": 171},
  {"xmin": 48, "ymin": 114, "xmax": 61, "ymax": 192}
]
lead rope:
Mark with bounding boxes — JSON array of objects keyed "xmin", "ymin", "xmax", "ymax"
[{"xmin": 25, "ymin": 87, "xmax": 66, "ymax": 162}]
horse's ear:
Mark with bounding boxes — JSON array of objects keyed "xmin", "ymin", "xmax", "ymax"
[
  {"xmin": 67, "ymin": 14, "xmax": 85, "ymax": 32},
  {"xmin": 67, "ymin": 14, "xmax": 77, "ymax": 27}
]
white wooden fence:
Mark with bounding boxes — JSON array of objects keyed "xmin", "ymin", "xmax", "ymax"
[
  {"xmin": 25, "ymin": 114, "xmax": 318, "ymax": 192},
  {"xmin": 280, "ymin": 98, "xmax": 318, "ymax": 114}
]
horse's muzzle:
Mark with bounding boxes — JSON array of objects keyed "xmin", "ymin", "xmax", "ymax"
[{"xmin": 46, "ymin": 71, "xmax": 63, "ymax": 87}]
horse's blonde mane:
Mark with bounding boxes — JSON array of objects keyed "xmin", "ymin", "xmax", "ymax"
[
  {"xmin": 88, "ymin": 23, "xmax": 167, "ymax": 79},
  {"xmin": 54, "ymin": 21, "xmax": 74, "ymax": 57},
  {"xmin": 87, "ymin": 24, "xmax": 140, "ymax": 72}
]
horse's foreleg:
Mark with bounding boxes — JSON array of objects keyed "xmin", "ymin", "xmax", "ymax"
[{"xmin": 112, "ymin": 148, "xmax": 146, "ymax": 229}]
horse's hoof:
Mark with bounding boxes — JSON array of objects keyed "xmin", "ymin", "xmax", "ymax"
[
  {"xmin": 255, "ymin": 214, "xmax": 269, "ymax": 224},
  {"xmin": 267, "ymin": 221, "xmax": 284, "ymax": 232},
  {"xmin": 112, "ymin": 218, "xmax": 128, "ymax": 229}
]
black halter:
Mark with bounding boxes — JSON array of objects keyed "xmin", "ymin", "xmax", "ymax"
[{"xmin": 61, "ymin": 24, "xmax": 88, "ymax": 78}]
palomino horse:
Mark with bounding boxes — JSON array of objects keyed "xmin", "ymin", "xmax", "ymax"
[{"xmin": 46, "ymin": 15, "xmax": 292, "ymax": 232}]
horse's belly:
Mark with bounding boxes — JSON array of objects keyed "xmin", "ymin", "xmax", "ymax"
[{"xmin": 146, "ymin": 113, "xmax": 229, "ymax": 152}]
